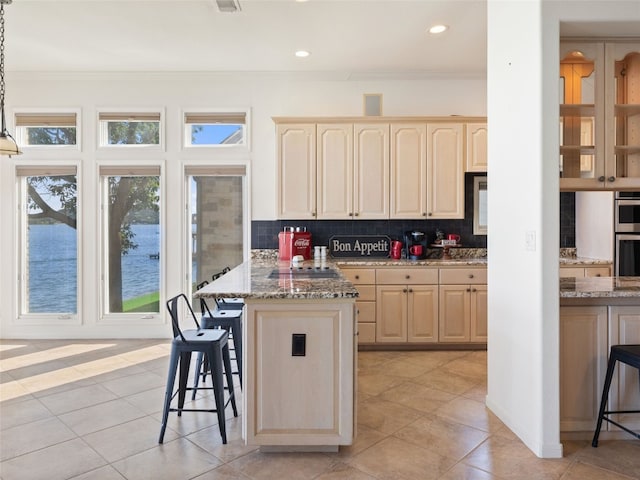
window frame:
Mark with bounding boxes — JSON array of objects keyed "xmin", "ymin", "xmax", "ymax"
[
  {"xmin": 98, "ymin": 161, "xmax": 165, "ymax": 324},
  {"xmin": 13, "ymin": 108, "xmax": 81, "ymax": 151},
  {"xmin": 15, "ymin": 162, "xmax": 82, "ymax": 325},
  {"xmin": 97, "ymin": 108, "xmax": 165, "ymax": 150},
  {"xmin": 182, "ymin": 108, "xmax": 251, "ymax": 151}
]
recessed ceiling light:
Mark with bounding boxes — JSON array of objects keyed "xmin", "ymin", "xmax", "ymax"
[
  {"xmin": 428, "ymin": 24, "xmax": 448, "ymax": 34},
  {"xmin": 295, "ymin": 50, "xmax": 310, "ymax": 58}
]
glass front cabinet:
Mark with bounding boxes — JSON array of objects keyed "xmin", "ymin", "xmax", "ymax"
[{"xmin": 560, "ymin": 41, "xmax": 640, "ymax": 191}]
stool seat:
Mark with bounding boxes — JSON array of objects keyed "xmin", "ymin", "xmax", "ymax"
[{"xmin": 592, "ymin": 344, "xmax": 640, "ymax": 447}]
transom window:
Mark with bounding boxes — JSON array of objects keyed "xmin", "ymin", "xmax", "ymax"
[
  {"xmin": 98, "ymin": 111, "xmax": 162, "ymax": 147},
  {"xmin": 15, "ymin": 112, "xmax": 78, "ymax": 147},
  {"xmin": 184, "ymin": 112, "xmax": 247, "ymax": 147}
]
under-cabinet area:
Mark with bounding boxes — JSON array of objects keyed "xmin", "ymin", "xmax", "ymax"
[{"xmin": 341, "ymin": 264, "xmax": 487, "ymax": 347}]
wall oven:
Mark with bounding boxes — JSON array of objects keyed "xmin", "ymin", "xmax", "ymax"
[{"xmin": 615, "ymin": 192, "xmax": 640, "ymax": 276}]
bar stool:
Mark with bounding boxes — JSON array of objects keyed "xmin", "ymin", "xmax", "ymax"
[
  {"xmin": 159, "ymin": 293, "xmax": 237, "ymax": 445},
  {"xmin": 592, "ymin": 344, "xmax": 640, "ymax": 447},
  {"xmin": 192, "ymin": 280, "xmax": 243, "ymax": 399}
]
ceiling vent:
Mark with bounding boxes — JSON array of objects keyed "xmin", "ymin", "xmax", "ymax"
[{"xmin": 215, "ymin": 0, "xmax": 241, "ymax": 13}]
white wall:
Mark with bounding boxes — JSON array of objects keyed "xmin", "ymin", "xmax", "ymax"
[
  {"xmin": 576, "ymin": 191, "xmax": 614, "ymax": 260},
  {"xmin": 487, "ymin": 0, "xmax": 640, "ymax": 459},
  {"xmin": 0, "ymin": 72, "xmax": 485, "ymax": 338}
]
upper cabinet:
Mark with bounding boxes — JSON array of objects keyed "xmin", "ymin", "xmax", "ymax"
[
  {"xmin": 275, "ymin": 117, "xmax": 486, "ymax": 220},
  {"xmin": 560, "ymin": 41, "xmax": 640, "ymax": 191}
]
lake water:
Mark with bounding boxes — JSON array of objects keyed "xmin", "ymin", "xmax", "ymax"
[{"xmin": 28, "ymin": 223, "xmax": 162, "ymax": 313}]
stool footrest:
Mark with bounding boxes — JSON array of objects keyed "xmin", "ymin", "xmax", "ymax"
[{"xmin": 599, "ymin": 417, "xmax": 640, "ymax": 441}]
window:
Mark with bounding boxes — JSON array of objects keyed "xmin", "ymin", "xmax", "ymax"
[
  {"xmin": 184, "ymin": 112, "xmax": 247, "ymax": 147},
  {"xmin": 98, "ymin": 111, "xmax": 162, "ymax": 147},
  {"xmin": 15, "ymin": 111, "xmax": 78, "ymax": 147},
  {"xmin": 18, "ymin": 166, "xmax": 78, "ymax": 316},
  {"xmin": 186, "ymin": 166, "xmax": 245, "ymax": 292},
  {"xmin": 100, "ymin": 165, "xmax": 161, "ymax": 315}
]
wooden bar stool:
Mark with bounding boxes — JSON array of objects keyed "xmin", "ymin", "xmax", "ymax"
[
  {"xmin": 592, "ymin": 344, "xmax": 640, "ymax": 447},
  {"xmin": 159, "ymin": 294, "xmax": 237, "ymax": 445}
]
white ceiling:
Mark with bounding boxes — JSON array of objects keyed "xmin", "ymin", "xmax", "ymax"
[{"xmin": 6, "ymin": 0, "xmax": 489, "ymax": 75}]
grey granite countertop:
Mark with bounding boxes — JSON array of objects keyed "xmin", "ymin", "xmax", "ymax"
[
  {"xmin": 334, "ymin": 258, "xmax": 487, "ymax": 267},
  {"xmin": 194, "ymin": 259, "xmax": 359, "ymax": 300},
  {"xmin": 560, "ymin": 277, "xmax": 640, "ymax": 298},
  {"xmin": 559, "ymin": 257, "xmax": 612, "ymax": 266}
]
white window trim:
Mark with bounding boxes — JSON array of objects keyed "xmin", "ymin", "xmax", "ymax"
[
  {"xmin": 13, "ymin": 107, "xmax": 82, "ymax": 152},
  {"xmin": 181, "ymin": 107, "xmax": 251, "ymax": 152},
  {"xmin": 15, "ymin": 161, "xmax": 82, "ymax": 325},
  {"xmin": 97, "ymin": 161, "xmax": 165, "ymax": 324},
  {"xmin": 97, "ymin": 107, "xmax": 165, "ymax": 151}
]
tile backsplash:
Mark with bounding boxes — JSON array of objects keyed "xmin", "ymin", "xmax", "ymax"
[{"xmin": 252, "ymin": 173, "xmax": 488, "ymax": 250}]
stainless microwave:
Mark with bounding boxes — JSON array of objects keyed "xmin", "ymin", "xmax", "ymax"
[{"xmin": 615, "ymin": 199, "xmax": 640, "ymax": 233}]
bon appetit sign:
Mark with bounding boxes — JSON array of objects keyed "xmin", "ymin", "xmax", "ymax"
[{"xmin": 329, "ymin": 235, "xmax": 391, "ymax": 258}]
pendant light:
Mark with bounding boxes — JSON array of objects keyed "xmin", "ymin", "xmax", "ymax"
[{"xmin": 0, "ymin": 0, "xmax": 20, "ymax": 156}]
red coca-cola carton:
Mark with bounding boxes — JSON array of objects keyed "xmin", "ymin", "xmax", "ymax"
[{"xmin": 278, "ymin": 227, "xmax": 312, "ymax": 260}]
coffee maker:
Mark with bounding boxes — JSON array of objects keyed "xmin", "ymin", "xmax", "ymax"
[{"xmin": 404, "ymin": 230, "xmax": 428, "ymax": 260}]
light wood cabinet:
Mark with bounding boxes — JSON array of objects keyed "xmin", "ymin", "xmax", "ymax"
[
  {"xmin": 438, "ymin": 268, "xmax": 487, "ymax": 343},
  {"xmin": 341, "ymin": 268, "xmax": 376, "ymax": 344},
  {"xmin": 353, "ymin": 124, "xmax": 390, "ymax": 219},
  {"xmin": 375, "ymin": 268, "xmax": 438, "ymax": 343},
  {"xmin": 317, "ymin": 123, "xmax": 353, "ymax": 219},
  {"xmin": 559, "ymin": 265, "xmax": 611, "ymax": 278},
  {"xmin": 559, "ymin": 306, "xmax": 608, "ymax": 432},
  {"xmin": 426, "ymin": 123, "xmax": 464, "ymax": 219},
  {"xmin": 560, "ymin": 41, "xmax": 640, "ymax": 190},
  {"xmin": 465, "ymin": 123, "xmax": 488, "ymax": 172},
  {"xmin": 608, "ymin": 307, "xmax": 640, "ymax": 432},
  {"xmin": 390, "ymin": 123, "xmax": 427, "ymax": 218},
  {"xmin": 277, "ymin": 123, "xmax": 316, "ymax": 219}
]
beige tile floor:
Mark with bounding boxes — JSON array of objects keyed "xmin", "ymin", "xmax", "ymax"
[{"xmin": 1, "ymin": 340, "xmax": 639, "ymax": 480}]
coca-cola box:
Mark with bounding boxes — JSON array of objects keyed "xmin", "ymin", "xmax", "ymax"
[{"xmin": 278, "ymin": 230, "xmax": 312, "ymax": 260}]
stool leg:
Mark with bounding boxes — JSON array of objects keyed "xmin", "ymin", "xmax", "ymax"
[
  {"xmin": 234, "ymin": 320, "xmax": 243, "ymax": 389},
  {"xmin": 159, "ymin": 347, "xmax": 179, "ymax": 443},
  {"xmin": 208, "ymin": 345, "xmax": 227, "ymax": 444},
  {"xmin": 592, "ymin": 355, "xmax": 618, "ymax": 447},
  {"xmin": 192, "ymin": 352, "xmax": 205, "ymax": 400},
  {"xmin": 177, "ymin": 351, "xmax": 192, "ymax": 416},
  {"xmin": 222, "ymin": 342, "xmax": 238, "ymax": 417}
]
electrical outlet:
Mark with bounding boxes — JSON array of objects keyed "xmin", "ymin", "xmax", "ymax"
[{"xmin": 525, "ymin": 231, "xmax": 536, "ymax": 251}]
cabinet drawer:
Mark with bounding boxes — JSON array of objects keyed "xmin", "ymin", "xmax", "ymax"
[
  {"xmin": 585, "ymin": 266, "xmax": 610, "ymax": 278},
  {"xmin": 355, "ymin": 285, "xmax": 376, "ymax": 301},
  {"xmin": 560, "ymin": 267, "xmax": 585, "ymax": 278},
  {"xmin": 376, "ymin": 268, "xmax": 438, "ymax": 285},
  {"xmin": 356, "ymin": 301, "xmax": 376, "ymax": 323},
  {"xmin": 341, "ymin": 268, "xmax": 376, "ymax": 284},
  {"xmin": 439, "ymin": 268, "xmax": 487, "ymax": 285}
]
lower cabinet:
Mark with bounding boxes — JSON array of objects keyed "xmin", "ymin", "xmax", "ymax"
[
  {"xmin": 560, "ymin": 305, "xmax": 640, "ymax": 433},
  {"xmin": 560, "ymin": 265, "xmax": 611, "ymax": 278},
  {"xmin": 341, "ymin": 268, "xmax": 376, "ymax": 344},
  {"xmin": 439, "ymin": 285, "xmax": 487, "ymax": 342},
  {"xmin": 376, "ymin": 268, "xmax": 439, "ymax": 343}
]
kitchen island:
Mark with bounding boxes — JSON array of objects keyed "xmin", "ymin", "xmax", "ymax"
[
  {"xmin": 560, "ymin": 276, "xmax": 640, "ymax": 438},
  {"xmin": 194, "ymin": 259, "xmax": 358, "ymax": 452}
]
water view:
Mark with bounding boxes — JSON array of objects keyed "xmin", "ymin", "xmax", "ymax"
[{"xmin": 28, "ymin": 223, "xmax": 161, "ymax": 313}]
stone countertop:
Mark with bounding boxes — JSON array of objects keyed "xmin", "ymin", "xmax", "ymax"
[
  {"xmin": 560, "ymin": 276, "xmax": 640, "ymax": 298},
  {"xmin": 559, "ymin": 257, "xmax": 612, "ymax": 266},
  {"xmin": 194, "ymin": 259, "xmax": 359, "ymax": 300},
  {"xmin": 334, "ymin": 258, "xmax": 487, "ymax": 267}
]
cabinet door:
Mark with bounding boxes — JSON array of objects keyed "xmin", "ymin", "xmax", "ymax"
[
  {"xmin": 376, "ymin": 285, "xmax": 407, "ymax": 342},
  {"xmin": 438, "ymin": 285, "xmax": 470, "ymax": 342},
  {"xmin": 465, "ymin": 123, "xmax": 488, "ymax": 172},
  {"xmin": 407, "ymin": 285, "xmax": 438, "ymax": 343},
  {"xmin": 354, "ymin": 123, "xmax": 390, "ymax": 219},
  {"xmin": 604, "ymin": 43, "xmax": 640, "ymax": 190},
  {"xmin": 317, "ymin": 123, "xmax": 353, "ymax": 219},
  {"xmin": 426, "ymin": 124, "xmax": 464, "ymax": 219},
  {"xmin": 559, "ymin": 306, "xmax": 608, "ymax": 432},
  {"xmin": 277, "ymin": 124, "xmax": 317, "ymax": 219},
  {"xmin": 608, "ymin": 306, "xmax": 640, "ymax": 431},
  {"xmin": 390, "ymin": 123, "xmax": 427, "ymax": 218},
  {"xmin": 470, "ymin": 285, "xmax": 487, "ymax": 342}
]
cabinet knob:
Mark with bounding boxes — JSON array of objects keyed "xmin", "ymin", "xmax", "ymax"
[
  {"xmin": 403, "ymin": 288, "xmax": 407, "ymax": 293},
  {"xmin": 405, "ymin": 275, "xmax": 410, "ymax": 279},
  {"xmin": 348, "ymin": 212, "xmax": 353, "ymax": 216},
  {"xmin": 466, "ymin": 288, "xmax": 471, "ymax": 292},
  {"xmin": 608, "ymin": 176, "xmax": 615, "ymax": 182},
  {"xmin": 468, "ymin": 274, "xmax": 474, "ymax": 278},
  {"xmin": 595, "ymin": 273, "xmax": 601, "ymax": 277},
  {"xmin": 422, "ymin": 212, "xmax": 427, "ymax": 217},
  {"xmin": 428, "ymin": 212, "xmax": 433, "ymax": 216},
  {"xmin": 598, "ymin": 176, "xmax": 605, "ymax": 182},
  {"xmin": 355, "ymin": 275, "xmax": 360, "ymax": 279},
  {"xmin": 408, "ymin": 288, "xmax": 413, "ymax": 293},
  {"xmin": 312, "ymin": 212, "xmax": 317, "ymax": 217},
  {"xmin": 354, "ymin": 212, "xmax": 359, "ymax": 217},
  {"xmin": 472, "ymin": 288, "xmax": 477, "ymax": 292}
]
